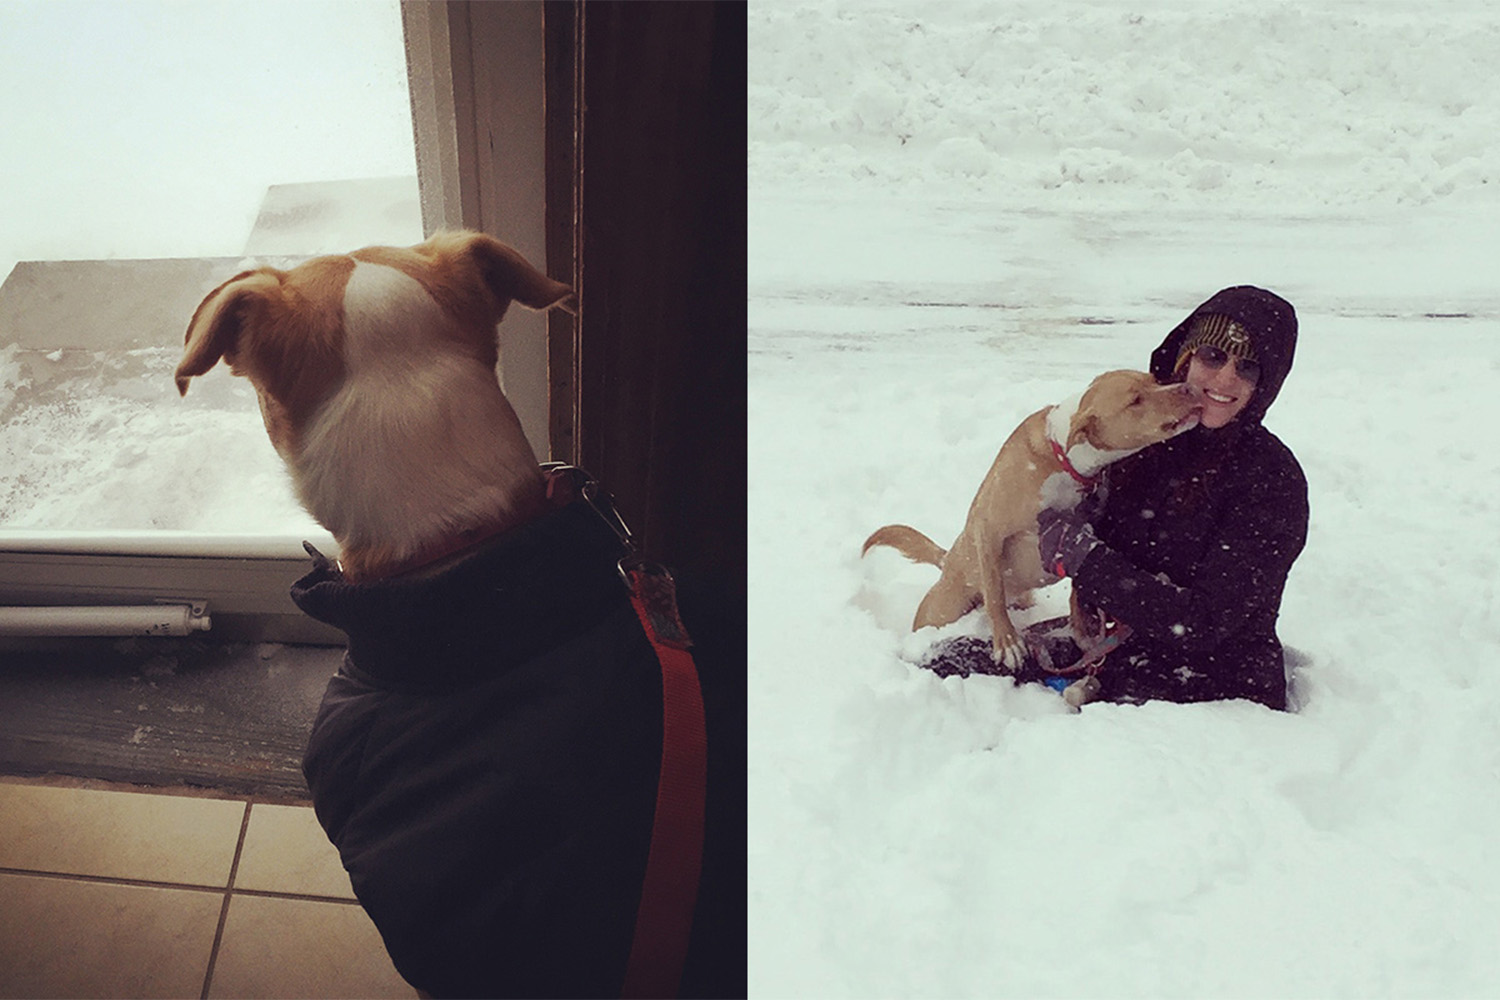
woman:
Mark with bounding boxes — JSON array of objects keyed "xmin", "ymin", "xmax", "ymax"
[{"xmin": 1036, "ymin": 285, "xmax": 1308, "ymax": 709}]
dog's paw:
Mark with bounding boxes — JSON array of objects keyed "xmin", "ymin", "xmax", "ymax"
[{"xmin": 990, "ymin": 634, "xmax": 1028, "ymax": 672}]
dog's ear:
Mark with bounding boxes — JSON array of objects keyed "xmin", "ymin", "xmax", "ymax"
[
  {"xmin": 455, "ymin": 232, "xmax": 577, "ymax": 315},
  {"xmin": 175, "ymin": 270, "xmax": 281, "ymax": 396},
  {"xmin": 1067, "ymin": 408, "xmax": 1097, "ymax": 449}
]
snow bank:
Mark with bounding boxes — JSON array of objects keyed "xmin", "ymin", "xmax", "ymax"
[
  {"xmin": 0, "ymin": 345, "xmax": 318, "ymax": 532},
  {"xmin": 751, "ymin": 1, "xmax": 1500, "ymax": 212}
]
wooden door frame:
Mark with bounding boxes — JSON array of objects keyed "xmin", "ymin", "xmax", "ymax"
[
  {"xmin": 401, "ymin": 0, "xmax": 553, "ymax": 460},
  {"xmin": 403, "ymin": 0, "xmax": 746, "ymax": 599},
  {"xmin": 547, "ymin": 1, "xmax": 746, "ymax": 596}
]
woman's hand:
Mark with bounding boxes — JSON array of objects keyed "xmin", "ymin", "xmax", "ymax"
[{"xmin": 1037, "ymin": 501, "xmax": 1101, "ymax": 578}]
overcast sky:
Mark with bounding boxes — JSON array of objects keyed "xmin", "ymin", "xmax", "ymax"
[{"xmin": 0, "ymin": 0, "xmax": 416, "ymax": 281}]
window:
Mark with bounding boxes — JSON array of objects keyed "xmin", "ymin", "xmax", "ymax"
[{"xmin": 1, "ymin": 0, "xmax": 418, "ymax": 641}]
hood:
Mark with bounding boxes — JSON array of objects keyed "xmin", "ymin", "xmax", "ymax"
[{"xmin": 1150, "ymin": 285, "xmax": 1297, "ymax": 427}]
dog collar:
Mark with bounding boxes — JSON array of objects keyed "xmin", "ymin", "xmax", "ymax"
[
  {"xmin": 331, "ymin": 489, "xmax": 551, "ymax": 583},
  {"xmin": 331, "ymin": 465, "xmax": 635, "ymax": 584},
  {"xmin": 392, "ymin": 518, "xmax": 525, "ymax": 579},
  {"xmin": 1049, "ymin": 437, "xmax": 1100, "ymax": 489}
]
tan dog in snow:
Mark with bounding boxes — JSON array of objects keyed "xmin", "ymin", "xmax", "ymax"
[
  {"xmin": 863, "ymin": 370, "xmax": 1202, "ymax": 667},
  {"xmin": 173, "ymin": 231, "xmax": 575, "ymax": 581}
]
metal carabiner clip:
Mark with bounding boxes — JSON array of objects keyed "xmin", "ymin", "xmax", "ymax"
[{"xmin": 540, "ymin": 462, "xmax": 650, "ymax": 587}]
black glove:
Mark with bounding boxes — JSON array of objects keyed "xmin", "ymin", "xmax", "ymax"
[{"xmin": 1036, "ymin": 502, "xmax": 1101, "ymax": 578}]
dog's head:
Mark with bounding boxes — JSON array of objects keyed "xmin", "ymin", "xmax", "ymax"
[
  {"xmin": 175, "ymin": 231, "xmax": 574, "ymax": 458},
  {"xmin": 174, "ymin": 232, "xmax": 576, "ymax": 578},
  {"xmin": 1067, "ymin": 369, "xmax": 1202, "ymax": 453}
]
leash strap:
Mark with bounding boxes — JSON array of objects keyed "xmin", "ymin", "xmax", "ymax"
[
  {"xmin": 542, "ymin": 464, "xmax": 706, "ymax": 999},
  {"xmin": 619, "ymin": 564, "xmax": 707, "ymax": 999},
  {"xmin": 1044, "ymin": 615, "xmax": 1134, "ymax": 677},
  {"xmin": 1038, "ymin": 614, "xmax": 1132, "ymax": 709}
]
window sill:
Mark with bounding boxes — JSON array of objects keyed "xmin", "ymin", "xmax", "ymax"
[{"xmin": 0, "ymin": 531, "xmax": 343, "ymax": 646}]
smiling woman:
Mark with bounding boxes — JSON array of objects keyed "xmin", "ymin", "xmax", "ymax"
[
  {"xmin": 1173, "ymin": 313, "xmax": 1262, "ymax": 427},
  {"xmin": 1037, "ymin": 286, "xmax": 1309, "ymax": 709}
]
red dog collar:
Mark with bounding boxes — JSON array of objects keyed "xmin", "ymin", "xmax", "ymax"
[{"xmin": 1049, "ymin": 438, "xmax": 1100, "ymax": 489}]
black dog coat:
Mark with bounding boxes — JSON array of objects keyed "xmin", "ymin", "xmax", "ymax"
[{"xmin": 292, "ymin": 499, "xmax": 729, "ymax": 998}]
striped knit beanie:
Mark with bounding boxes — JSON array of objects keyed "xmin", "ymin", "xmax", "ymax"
[{"xmin": 1173, "ymin": 313, "xmax": 1257, "ymax": 377}]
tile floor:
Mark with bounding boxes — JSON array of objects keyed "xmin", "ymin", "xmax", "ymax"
[{"xmin": 0, "ymin": 776, "xmax": 415, "ymax": 999}]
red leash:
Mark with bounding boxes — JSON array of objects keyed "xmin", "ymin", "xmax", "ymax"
[
  {"xmin": 544, "ymin": 465, "xmax": 706, "ymax": 999},
  {"xmin": 1040, "ymin": 612, "xmax": 1133, "ymax": 709},
  {"xmin": 619, "ymin": 564, "xmax": 706, "ymax": 999},
  {"xmin": 1044, "ymin": 613, "xmax": 1134, "ymax": 677}
]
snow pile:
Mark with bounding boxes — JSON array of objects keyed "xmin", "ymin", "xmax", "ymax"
[
  {"xmin": 750, "ymin": 3, "xmax": 1500, "ymax": 997},
  {"xmin": 0, "ymin": 345, "xmax": 318, "ymax": 532},
  {"xmin": 751, "ymin": 0, "xmax": 1500, "ymax": 212}
]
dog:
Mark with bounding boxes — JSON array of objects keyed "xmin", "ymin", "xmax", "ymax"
[
  {"xmin": 174, "ymin": 232, "xmax": 736, "ymax": 997},
  {"xmin": 863, "ymin": 370, "xmax": 1202, "ymax": 668}
]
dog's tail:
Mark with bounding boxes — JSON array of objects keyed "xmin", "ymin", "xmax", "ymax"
[{"xmin": 861, "ymin": 524, "xmax": 946, "ymax": 566}]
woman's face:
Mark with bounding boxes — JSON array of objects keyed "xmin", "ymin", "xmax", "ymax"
[{"xmin": 1185, "ymin": 347, "xmax": 1257, "ymax": 428}]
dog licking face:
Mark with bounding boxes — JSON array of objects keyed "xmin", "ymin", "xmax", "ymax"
[
  {"xmin": 175, "ymin": 231, "xmax": 576, "ymax": 581},
  {"xmin": 864, "ymin": 369, "xmax": 1202, "ymax": 666},
  {"xmin": 1053, "ymin": 368, "xmax": 1204, "ymax": 469}
]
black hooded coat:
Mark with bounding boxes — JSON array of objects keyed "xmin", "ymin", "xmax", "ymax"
[{"xmin": 1070, "ymin": 285, "xmax": 1308, "ymax": 709}]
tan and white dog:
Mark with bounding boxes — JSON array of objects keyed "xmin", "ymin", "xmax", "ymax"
[
  {"xmin": 173, "ymin": 233, "xmax": 736, "ymax": 995},
  {"xmin": 864, "ymin": 370, "xmax": 1201, "ymax": 667},
  {"xmin": 174, "ymin": 231, "xmax": 575, "ymax": 580}
]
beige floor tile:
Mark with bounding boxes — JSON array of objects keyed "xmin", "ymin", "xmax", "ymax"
[
  {"xmin": 0, "ymin": 783, "xmax": 245, "ymax": 887},
  {"xmin": 235, "ymin": 803, "xmax": 355, "ymax": 899},
  {"xmin": 208, "ymin": 894, "xmax": 416, "ymax": 999},
  {"xmin": 0, "ymin": 871, "xmax": 221, "ymax": 1000}
]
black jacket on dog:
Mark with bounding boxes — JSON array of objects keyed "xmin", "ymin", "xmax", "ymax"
[
  {"xmin": 291, "ymin": 500, "xmax": 742, "ymax": 998},
  {"xmin": 1073, "ymin": 285, "xmax": 1308, "ymax": 709}
]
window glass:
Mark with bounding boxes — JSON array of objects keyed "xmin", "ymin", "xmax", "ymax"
[{"xmin": 0, "ymin": 0, "xmax": 419, "ymax": 532}]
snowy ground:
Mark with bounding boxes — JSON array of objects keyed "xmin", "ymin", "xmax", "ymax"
[
  {"xmin": 0, "ymin": 342, "xmax": 324, "ymax": 532},
  {"xmin": 749, "ymin": 3, "xmax": 1500, "ymax": 997}
]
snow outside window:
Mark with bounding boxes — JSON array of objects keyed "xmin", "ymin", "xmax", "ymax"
[
  {"xmin": 1, "ymin": 0, "xmax": 419, "ymax": 536},
  {"xmin": 0, "ymin": 0, "xmax": 420, "ymax": 640}
]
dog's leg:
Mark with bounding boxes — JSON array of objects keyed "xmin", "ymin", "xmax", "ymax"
[
  {"xmin": 911, "ymin": 534, "xmax": 981, "ymax": 630},
  {"xmin": 977, "ymin": 532, "xmax": 1026, "ymax": 669},
  {"xmin": 1002, "ymin": 530, "xmax": 1046, "ymax": 612},
  {"xmin": 912, "ymin": 568, "xmax": 980, "ymax": 631}
]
